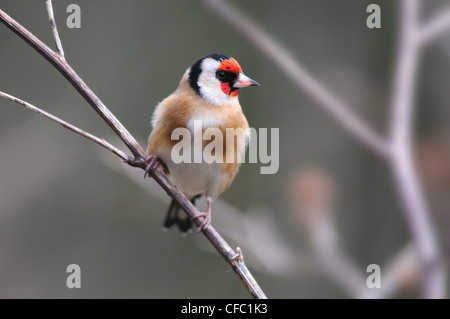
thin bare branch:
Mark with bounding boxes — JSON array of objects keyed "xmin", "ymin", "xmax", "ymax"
[
  {"xmin": 388, "ymin": 0, "xmax": 445, "ymax": 298},
  {"xmin": 418, "ymin": 7, "xmax": 450, "ymax": 46},
  {"xmin": 0, "ymin": 7, "xmax": 267, "ymax": 299},
  {"xmin": 146, "ymin": 166, "xmax": 268, "ymax": 299},
  {"xmin": 46, "ymin": 0, "xmax": 64, "ymax": 57},
  {"xmin": 203, "ymin": 0, "xmax": 389, "ymax": 159},
  {"xmin": 0, "ymin": 90, "xmax": 128, "ymax": 161}
]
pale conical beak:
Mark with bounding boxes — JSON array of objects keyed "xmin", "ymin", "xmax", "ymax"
[{"xmin": 233, "ymin": 73, "xmax": 260, "ymax": 88}]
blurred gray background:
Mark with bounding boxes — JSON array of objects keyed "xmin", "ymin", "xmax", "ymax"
[{"xmin": 0, "ymin": 0, "xmax": 449, "ymax": 298}]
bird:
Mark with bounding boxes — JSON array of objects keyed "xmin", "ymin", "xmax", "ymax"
[{"xmin": 145, "ymin": 53, "xmax": 259, "ymax": 233}]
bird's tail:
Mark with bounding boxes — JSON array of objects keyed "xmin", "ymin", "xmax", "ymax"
[{"xmin": 163, "ymin": 195, "xmax": 201, "ymax": 233}]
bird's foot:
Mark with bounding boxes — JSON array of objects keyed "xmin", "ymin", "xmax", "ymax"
[
  {"xmin": 193, "ymin": 211, "xmax": 212, "ymax": 233},
  {"xmin": 143, "ymin": 155, "xmax": 162, "ymax": 178},
  {"xmin": 193, "ymin": 197, "xmax": 212, "ymax": 233},
  {"xmin": 125, "ymin": 155, "xmax": 161, "ymax": 178}
]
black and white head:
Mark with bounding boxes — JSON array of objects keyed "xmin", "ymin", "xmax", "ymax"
[{"xmin": 188, "ymin": 53, "xmax": 259, "ymax": 105}]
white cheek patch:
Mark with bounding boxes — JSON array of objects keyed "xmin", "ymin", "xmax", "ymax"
[{"xmin": 198, "ymin": 58, "xmax": 237, "ymax": 106}]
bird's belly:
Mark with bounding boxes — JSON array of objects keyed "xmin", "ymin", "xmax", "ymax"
[{"xmin": 158, "ymin": 149, "xmax": 225, "ymax": 199}]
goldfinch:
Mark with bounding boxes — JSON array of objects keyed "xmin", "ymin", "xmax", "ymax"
[{"xmin": 146, "ymin": 53, "xmax": 259, "ymax": 232}]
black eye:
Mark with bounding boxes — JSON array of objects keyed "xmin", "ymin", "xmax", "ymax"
[
  {"xmin": 216, "ymin": 70, "xmax": 237, "ymax": 83},
  {"xmin": 216, "ymin": 71, "xmax": 226, "ymax": 80}
]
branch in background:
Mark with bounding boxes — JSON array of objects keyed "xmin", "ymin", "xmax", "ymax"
[
  {"xmin": 308, "ymin": 213, "xmax": 420, "ymax": 299},
  {"xmin": 287, "ymin": 166, "xmax": 421, "ymax": 298},
  {"xmin": 0, "ymin": 5, "xmax": 267, "ymax": 299},
  {"xmin": 203, "ymin": 0, "xmax": 390, "ymax": 160},
  {"xmin": 307, "ymin": 208, "xmax": 421, "ymax": 299},
  {"xmin": 203, "ymin": 0, "xmax": 448, "ymax": 298},
  {"xmin": 388, "ymin": 0, "xmax": 445, "ymax": 298},
  {"xmin": 418, "ymin": 6, "xmax": 450, "ymax": 46}
]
